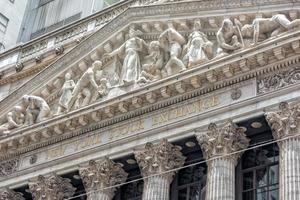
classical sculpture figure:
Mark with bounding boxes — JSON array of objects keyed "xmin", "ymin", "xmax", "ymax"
[
  {"xmin": 183, "ymin": 20, "xmax": 213, "ymax": 67},
  {"xmin": 56, "ymin": 73, "xmax": 75, "ymax": 115},
  {"xmin": 0, "ymin": 106, "xmax": 24, "ymax": 136},
  {"xmin": 241, "ymin": 14, "xmax": 300, "ymax": 45},
  {"xmin": 104, "ymin": 26, "xmax": 148, "ymax": 86},
  {"xmin": 216, "ymin": 18, "xmax": 243, "ymax": 56},
  {"xmin": 22, "ymin": 95, "xmax": 51, "ymax": 125},
  {"xmin": 159, "ymin": 22, "xmax": 187, "ymax": 76},
  {"xmin": 138, "ymin": 41, "xmax": 164, "ymax": 83},
  {"xmin": 69, "ymin": 60, "xmax": 103, "ymax": 108}
]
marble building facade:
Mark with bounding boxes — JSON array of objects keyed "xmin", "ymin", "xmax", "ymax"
[{"xmin": 0, "ymin": 0, "xmax": 300, "ymax": 199}]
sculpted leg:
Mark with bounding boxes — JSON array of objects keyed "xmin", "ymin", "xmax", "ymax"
[
  {"xmin": 36, "ymin": 107, "xmax": 51, "ymax": 122},
  {"xmin": 82, "ymin": 88, "xmax": 91, "ymax": 107}
]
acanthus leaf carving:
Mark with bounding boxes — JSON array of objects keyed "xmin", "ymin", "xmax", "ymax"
[
  {"xmin": 265, "ymin": 101, "xmax": 300, "ymax": 140},
  {"xmin": 79, "ymin": 157, "xmax": 128, "ymax": 199},
  {"xmin": 134, "ymin": 139, "xmax": 185, "ymax": 181},
  {"xmin": 196, "ymin": 121, "xmax": 249, "ymax": 162},
  {"xmin": 0, "ymin": 158, "xmax": 19, "ymax": 177},
  {"xmin": 0, "ymin": 188, "xmax": 25, "ymax": 200},
  {"xmin": 28, "ymin": 174, "xmax": 76, "ymax": 200}
]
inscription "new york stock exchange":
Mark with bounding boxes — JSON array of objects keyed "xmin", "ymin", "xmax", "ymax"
[{"xmin": 46, "ymin": 95, "xmax": 220, "ymax": 160}]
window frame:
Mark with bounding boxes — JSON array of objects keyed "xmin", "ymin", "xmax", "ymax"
[{"xmin": 0, "ymin": 13, "xmax": 9, "ymax": 33}]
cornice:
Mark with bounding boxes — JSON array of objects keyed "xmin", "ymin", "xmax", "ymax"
[{"xmin": 1, "ymin": 0, "xmax": 300, "ymax": 159}]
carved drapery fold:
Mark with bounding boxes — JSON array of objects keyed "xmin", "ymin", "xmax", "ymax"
[
  {"xmin": 134, "ymin": 139, "xmax": 185, "ymax": 200},
  {"xmin": 28, "ymin": 174, "xmax": 76, "ymax": 200},
  {"xmin": 79, "ymin": 157, "xmax": 128, "ymax": 200},
  {"xmin": 265, "ymin": 102, "xmax": 300, "ymax": 200},
  {"xmin": 0, "ymin": 188, "xmax": 24, "ymax": 200},
  {"xmin": 196, "ymin": 121, "xmax": 249, "ymax": 200}
]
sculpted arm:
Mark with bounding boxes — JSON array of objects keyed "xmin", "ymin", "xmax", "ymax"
[
  {"xmin": 217, "ymin": 30, "xmax": 236, "ymax": 51},
  {"xmin": 6, "ymin": 112, "xmax": 19, "ymax": 128}
]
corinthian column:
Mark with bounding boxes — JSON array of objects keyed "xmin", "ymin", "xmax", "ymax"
[
  {"xmin": 265, "ymin": 102, "xmax": 300, "ymax": 200},
  {"xmin": 0, "ymin": 188, "xmax": 24, "ymax": 200},
  {"xmin": 134, "ymin": 139, "xmax": 185, "ymax": 200},
  {"xmin": 28, "ymin": 174, "xmax": 76, "ymax": 200},
  {"xmin": 196, "ymin": 121, "xmax": 249, "ymax": 200},
  {"xmin": 79, "ymin": 157, "xmax": 128, "ymax": 200}
]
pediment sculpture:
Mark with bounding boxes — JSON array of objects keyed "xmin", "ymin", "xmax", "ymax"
[{"xmin": 1, "ymin": 13, "xmax": 300, "ymax": 136}]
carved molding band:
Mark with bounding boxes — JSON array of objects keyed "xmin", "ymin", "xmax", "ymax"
[{"xmin": 258, "ymin": 67, "xmax": 300, "ymax": 94}]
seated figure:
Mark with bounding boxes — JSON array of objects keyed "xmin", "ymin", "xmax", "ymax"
[
  {"xmin": 0, "ymin": 106, "xmax": 24, "ymax": 136},
  {"xmin": 138, "ymin": 41, "xmax": 164, "ymax": 84}
]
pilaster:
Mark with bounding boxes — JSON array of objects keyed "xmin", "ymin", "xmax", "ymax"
[
  {"xmin": 134, "ymin": 139, "xmax": 185, "ymax": 200},
  {"xmin": 79, "ymin": 157, "xmax": 128, "ymax": 200},
  {"xmin": 265, "ymin": 102, "xmax": 300, "ymax": 200},
  {"xmin": 196, "ymin": 121, "xmax": 249, "ymax": 200}
]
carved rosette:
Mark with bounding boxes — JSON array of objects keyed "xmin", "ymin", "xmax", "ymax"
[
  {"xmin": 265, "ymin": 102, "xmax": 300, "ymax": 140},
  {"xmin": 0, "ymin": 188, "xmax": 24, "ymax": 200},
  {"xmin": 134, "ymin": 139, "xmax": 185, "ymax": 181},
  {"xmin": 79, "ymin": 157, "xmax": 128, "ymax": 199},
  {"xmin": 28, "ymin": 174, "xmax": 76, "ymax": 200},
  {"xmin": 196, "ymin": 121, "xmax": 249, "ymax": 162}
]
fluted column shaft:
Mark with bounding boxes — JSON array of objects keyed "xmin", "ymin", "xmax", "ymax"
[
  {"xmin": 87, "ymin": 191, "xmax": 111, "ymax": 200},
  {"xmin": 196, "ymin": 121, "xmax": 249, "ymax": 200},
  {"xmin": 205, "ymin": 158, "xmax": 235, "ymax": 200},
  {"xmin": 265, "ymin": 102, "xmax": 300, "ymax": 200},
  {"xmin": 142, "ymin": 175, "xmax": 170, "ymax": 200},
  {"xmin": 279, "ymin": 137, "xmax": 300, "ymax": 199}
]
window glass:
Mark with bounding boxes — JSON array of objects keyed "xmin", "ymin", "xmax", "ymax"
[
  {"xmin": 0, "ymin": 13, "xmax": 9, "ymax": 33},
  {"xmin": 241, "ymin": 144, "xmax": 279, "ymax": 200}
]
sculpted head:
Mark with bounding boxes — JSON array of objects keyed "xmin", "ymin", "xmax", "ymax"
[
  {"xmin": 222, "ymin": 19, "xmax": 234, "ymax": 32},
  {"xmin": 13, "ymin": 106, "xmax": 23, "ymax": 113},
  {"xmin": 129, "ymin": 27, "xmax": 138, "ymax": 38},
  {"xmin": 22, "ymin": 95, "xmax": 30, "ymax": 105},
  {"xmin": 241, "ymin": 24, "xmax": 254, "ymax": 38},
  {"xmin": 65, "ymin": 73, "xmax": 71, "ymax": 80},
  {"xmin": 193, "ymin": 19, "xmax": 201, "ymax": 31},
  {"xmin": 149, "ymin": 41, "xmax": 160, "ymax": 52},
  {"xmin": 93, "ymin": 60, "xmax": 103, "ymax": 69}
]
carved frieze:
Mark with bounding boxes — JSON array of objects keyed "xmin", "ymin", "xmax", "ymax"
[
  {"xmin": 258, "ymin": 67, "xmax": 300, "ymax": 94},
  {"xmin": 134, "ymin": 139, "xmax": 185, "ymax": 180},
  {"xmin": 79, "ymin": 157, "xmax": 128, "ymax": 199},
  {"xmin": 28, "ymin": 174, "xmax": 75, "ymax": 200},
  {"xmin": 265, "ymin": 101, "xmax": 300, "ymax": 140},
  {"xmin": 195, "ymin": 121, "xmax": 249, "ymax": 162},
  {"xmin": 0, "ymin": 158, "xmax": 19, "ymax": 177},
  {"xmin": 0, "ymin": 188, "xmax": 24, "ymax": 200}
]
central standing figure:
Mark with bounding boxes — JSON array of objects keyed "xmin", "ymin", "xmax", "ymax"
[{"xmin": 104, "ymin": 26, "xmax": 148, "ymax": 86}]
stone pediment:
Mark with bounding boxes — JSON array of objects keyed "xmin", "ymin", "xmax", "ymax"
[{"xmin": 0, "ymin": 1, "xmax": 300, "ymax": 158}]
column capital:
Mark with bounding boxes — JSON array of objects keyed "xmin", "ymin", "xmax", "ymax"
[
  {"xmin": 196, "ymin": 121, "xmax": 249, "ymax": 161},
  {"xmin": 28, "ymin": 174, "xmax": 75, "ymax": 200},
  {"xmin": 79, "ymin": 157, "xmax": 128, "ymax": 199},
  {"xmin": 265, "ymin": 101, "xmax": 300, "ymax": 140},
  {"xmin": 134, "ymin": 139, "xmax": 185, "ymax": 180},
  {"xmin": 0, "ymin": 188, "xmax": 24, "ymax": 200}
]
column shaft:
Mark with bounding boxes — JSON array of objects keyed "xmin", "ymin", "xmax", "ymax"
[
  {"xmin": 206, "ymin": 158, "xmax": 235, "ymax": 200},
  {"xmin": 88, "ymin": 191, "xmax": 111, "ymax": 200},
  {"xmin": 142, "ymin": 175, "xmax": 170, "ymax": 200},
  {"xmin": 280, "ymin": 138, "xmax": 300, "ymax": 200}
]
